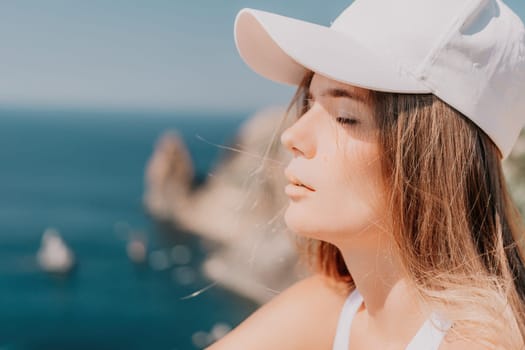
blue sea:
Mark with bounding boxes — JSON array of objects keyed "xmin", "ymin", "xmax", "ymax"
[{"xmin": 0, "ymin": 108, "xmax": 259, "ymax": 349}]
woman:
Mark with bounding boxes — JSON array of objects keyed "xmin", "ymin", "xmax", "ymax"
[{"xmin": 208, "ymin": 0, "xmax": 525, "ymax": 349}]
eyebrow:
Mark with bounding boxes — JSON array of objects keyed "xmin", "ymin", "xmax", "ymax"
[{"xmin": 307, "ymin": 88, "xmax": 368, "ymax": 104}]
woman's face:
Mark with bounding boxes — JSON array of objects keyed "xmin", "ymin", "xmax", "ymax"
[{"xmin": 281, "ymin": 73, "xmax": 390, "ymax": 245}]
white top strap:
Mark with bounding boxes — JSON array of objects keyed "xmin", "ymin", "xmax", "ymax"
[
  {"xmin": 332, "ymin": 288, "xmax": 452, "ymax": 350},
  {"xmin": 405, "ymin": 312, "xmax": 452, "ymax": 350},
  {"xmin": 332, "ymin": 288, "xmax": 363, "ymax": 350}
]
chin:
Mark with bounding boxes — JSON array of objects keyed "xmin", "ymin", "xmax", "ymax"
[
  {"xmin": 284, "ymin": 208, "xmax": 328, "ymax": 241},
  {"xmin": 284, "ymin": 206, "xmax": 379, "ymax": 243}
]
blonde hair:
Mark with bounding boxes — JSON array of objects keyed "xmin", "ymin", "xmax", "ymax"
[{"xmin": 271, "ymin": 70, "xmax": 525, "ymax": 348}]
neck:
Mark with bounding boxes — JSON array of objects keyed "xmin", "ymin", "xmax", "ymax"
[{"xmin": 333, "ymin": 230, "xmax": 428, "ymax": 340}]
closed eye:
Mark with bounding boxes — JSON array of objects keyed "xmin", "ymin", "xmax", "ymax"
[
  {"xmin": 302, "ymin": 97, "xmax": 360, "ymax": 127},
  {"xmin": 336, "ymin": 117, "xmax": 359, "ymax": 126}
]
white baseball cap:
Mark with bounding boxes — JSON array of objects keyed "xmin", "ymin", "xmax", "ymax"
[{"xmin": 234, "ymin": 0, "xmax": 525, "ymax": 158}]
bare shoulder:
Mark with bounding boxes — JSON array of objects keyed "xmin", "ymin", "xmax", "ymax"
[{"xmin": 205, "ymin": 274, "xmax": 350, "ymax": 350}]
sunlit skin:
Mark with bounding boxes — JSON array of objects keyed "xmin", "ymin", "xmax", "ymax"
[
  {"xmin": 280, "ymin": 73, "xmax": 431, "ymax": 348},
  {"xmin": 281, "ymin": 73, "xmax": 386, "ymax": 244}
]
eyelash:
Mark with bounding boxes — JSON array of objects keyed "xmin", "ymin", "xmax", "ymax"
[
  {"xmin": 336, "ymin": 117, "xmax": 359, "ymax": 126},
  {"xmin": 303, "ymin": 98, "xmax": 360, "ymax": 127}
]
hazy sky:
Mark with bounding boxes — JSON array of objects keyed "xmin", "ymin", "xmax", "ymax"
[{"xmin": 1, "ymin": 0, "xmax": 524, "ymax": 113}]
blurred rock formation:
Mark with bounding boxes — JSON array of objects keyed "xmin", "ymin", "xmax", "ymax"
[
  {"xmin": 37, "ymin": 227, "xmax": 76, "ymax": 274},
  {"xmin": 143, "ymin": 106, "xmax": 310, "ymax": 304}
]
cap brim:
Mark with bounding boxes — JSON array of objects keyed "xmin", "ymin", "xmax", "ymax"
[{"xmin": 234, "ymin": 8, "xmax": 431, "ymax": 93}]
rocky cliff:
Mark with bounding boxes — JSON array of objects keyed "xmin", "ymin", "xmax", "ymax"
[{"xmin": 143, "ymin": 106, "xmax": 310, "ymax": 304}]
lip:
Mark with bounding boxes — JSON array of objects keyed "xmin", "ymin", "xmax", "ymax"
[
  {"xmin": 285, "ymin": 183, "xmax": 314, "ymax": 198},
  {"xmin": 284, "ymin": 169, "xmax": 316, "ymax": 192}
]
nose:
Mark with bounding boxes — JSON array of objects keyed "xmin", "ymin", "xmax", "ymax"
[{"xmin": 280, "ymin": 112, "xmax": 316, "ymax": 158}]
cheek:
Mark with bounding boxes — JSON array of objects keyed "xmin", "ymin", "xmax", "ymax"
[
  {"xmin": 340, "ymin": 144, "xmax": 386, "ymax": 213},
  {"xmin": 284, "ymin": 142, "xmax": 388, "ymax": 241}
]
